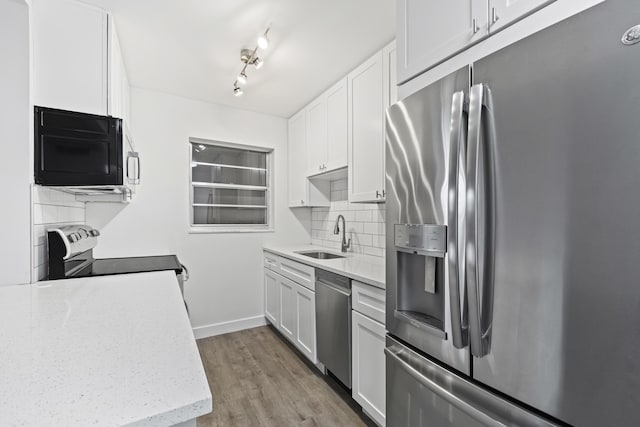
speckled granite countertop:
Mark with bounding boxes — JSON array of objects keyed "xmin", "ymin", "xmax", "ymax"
[
  {"xmin": 0, "ymin": 271, "xmax": 212, "ymax": 426},
  {"xmin": 263, "ymin": 245, "xmax": 385, "ymax": 289}
]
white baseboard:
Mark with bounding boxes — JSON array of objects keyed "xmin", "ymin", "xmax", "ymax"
[{"xmin": 192, "ymin": 315, "xmax": 267, "ymax": 340}]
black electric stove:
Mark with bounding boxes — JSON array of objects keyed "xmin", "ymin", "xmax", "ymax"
[
  {"xmin": 46, "ymin": 225, "xmax": 185, "ymax": 281},
  {"xmin": 73, "ymin": 255, "xmax": 182, "ymax": 278}
]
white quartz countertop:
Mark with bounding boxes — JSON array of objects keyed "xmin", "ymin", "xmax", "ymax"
[
  {"xmin": 263, "ymin": 245, "xmax": 385, "ymax": 289},
  {"xmin": 0, "ymin": 271, "xmax": 212, "ymax": 426}
]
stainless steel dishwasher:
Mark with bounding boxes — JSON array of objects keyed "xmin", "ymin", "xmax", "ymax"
[{"xmin": 315, "ymin": 269, "xmax": 352, "ymax": 389}]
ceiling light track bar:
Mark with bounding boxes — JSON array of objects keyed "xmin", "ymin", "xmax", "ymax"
[{"xmin": 233, "ymin": 27, "xmax": 270, "ymax": 96}]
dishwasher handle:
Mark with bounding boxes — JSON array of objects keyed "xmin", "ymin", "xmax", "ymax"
[{"xmin": 316, "ymin": 279, "xmax": 351, "ymax": 297}]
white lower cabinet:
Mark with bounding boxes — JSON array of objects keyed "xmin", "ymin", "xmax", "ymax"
[
  {"xmin": 279, "ymin": 277, "xmax": 297, "ymax": 342},
  {"xmin": 264, "ymin": 269, "xmax": 280, "ymax": 326},
  {"xmin": 352, "ymin": 306, "xmax": 386, "ymax": 426},
  {"xmin": 263, "ymin": 253, "xmax": 317, "ymax": 365},
  {"xmin": 294, "ymin": 284, "xmax": 317, "ymax": 363}
]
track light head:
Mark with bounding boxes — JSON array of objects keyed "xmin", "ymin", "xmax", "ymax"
[
  {"xmin": 233, "ymin": 85, "xmax": 243, "ymax": 96},
  {"xmin": 254, "ymin": 57, "xmax": 264, "ymax": 69},
  {"xmin": 237, "ymin": 71, "xmax": 247, "ymax": 85},
  {"xmin": 258, "ymin": 29, "xmax": 270, "ymax": 49}
]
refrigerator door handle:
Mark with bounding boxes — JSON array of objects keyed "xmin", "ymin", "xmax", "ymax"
[
  {"xmin": 385, "ymin": 345, "xmax": 504, "ymax": 427},
  {"xmin": 447, "ymin": 91, "xmax": 469, "ymax": 349},
  {"xmin": 466, "ymin": 83, "xmax": 497, "ymax": 358}
]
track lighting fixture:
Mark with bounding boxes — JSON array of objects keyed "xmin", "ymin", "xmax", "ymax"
[
  {"xmin": 232, "ymin": 27, "xmax": 270, "ymax": 96},
  {"xmin": 237, "ymin": 71, "xmax": 247, "ymax": 85}
]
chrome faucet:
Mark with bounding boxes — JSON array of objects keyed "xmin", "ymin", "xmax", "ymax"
[{"xmin": 333, "ymin": 214, "xmax": 351, "ymax": 253}]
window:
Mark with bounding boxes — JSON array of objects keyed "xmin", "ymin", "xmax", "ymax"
[{"xmin": 189, "ymin": 138, "xmax": 273, "ymax": 232}]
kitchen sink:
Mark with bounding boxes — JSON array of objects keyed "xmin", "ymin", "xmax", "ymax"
[{"xmin": 295, "ymin": 251, "xmax": 345, "ymax": 260}]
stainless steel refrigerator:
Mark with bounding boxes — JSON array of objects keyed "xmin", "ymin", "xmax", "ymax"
[{"xmin": 385, "ymin": 1, "xmax": 640, "ymax": 425}]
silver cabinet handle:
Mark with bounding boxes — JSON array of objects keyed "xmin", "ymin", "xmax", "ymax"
[
  {"xmin": 466, "ymin": 83, "xmax": 497, "ymax": 358},
  {"xmin": 490, "ymin": 7, "xmax": 499, "ymax": 27},
  {"xmin": 447, "ymin": 91, "xmax": 469, "ymax": 350},
  {"xmin": 385, "ymin": 346, "xmax": 503, "ymax": 427},
  {"xmin": 472, "ymin": 18, "xmax": 480, "ymax": 34}
]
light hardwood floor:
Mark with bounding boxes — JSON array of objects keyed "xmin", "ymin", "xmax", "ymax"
[{"xmin": 196, "ymin": 325, "xmax": 373, "ymax": 427}]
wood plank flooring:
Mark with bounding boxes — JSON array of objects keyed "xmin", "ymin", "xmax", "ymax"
[{"xmin": 196, "ymin": 325, "xmax": 372, "ymax": 427}]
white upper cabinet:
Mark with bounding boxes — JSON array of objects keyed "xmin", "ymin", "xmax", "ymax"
[
  {"xmin": 488, "ymin": 0, "xmax": 556, "ymax": 32},
  {"xmin": 108, "ymin": 19, "xmax": 131, "ymax": 125},
  {"xmin": 288, "ymin": 111, "xmax": 308, "ymax": 207},
  {"xmin": 397, "ymin": 0, "xmax": 561, "ymax": 83},
  {"xmin": 32, "ymin": 0, "xmax": 132, "ymax": 122},
  {"xmin": 306, "ymin": 96, "xmax": 327, "ymax": 175},
  {"xmin": 288, "ymin": 111, "xmax": 330, "ymax": 208},
  {"xmin": 304, "ymin": 78, "xmax": 349, "ymax": 176},
  {"xmin": 348, "ymin": 51, "xmax": 385, "ymax": 203},
  {"xmin": 324, "ymin": 78, "xmax": 348, "ymax": 172},
  {"xmin": 33, "ymin": 0, "xmax": 109, "ymax": 115},
  {"xmin": 384, "ymin": 43, "xmax": 398, "ymax": 107},
  {"xmin": 397, "ymin": 0, "xmax": 488, "ymax": 84}
]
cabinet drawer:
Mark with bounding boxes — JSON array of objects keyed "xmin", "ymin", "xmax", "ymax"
[
  {"xmin": 353, "ymin": 281, "xmax": 386, "ymax": 324},
  {"xmin": 263, "ymin": 251, "xmax": 281, "ymax": 273},
  {"xmin": 279, "ymin": 257, "xmax": 315, "ymax": 291}
]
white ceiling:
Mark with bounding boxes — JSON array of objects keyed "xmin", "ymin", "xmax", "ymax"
[{"xmin": 80, "ymin": 0, "xmax": 396, "ymax": 118}]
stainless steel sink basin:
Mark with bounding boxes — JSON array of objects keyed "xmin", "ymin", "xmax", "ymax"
[{"xmin": 295, "ymin": 251, "xmax": 345, "ymax": 260}]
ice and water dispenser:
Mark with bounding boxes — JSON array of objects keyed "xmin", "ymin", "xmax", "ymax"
[{"xmin": 394, "ymin": 224, "xmax": 447, "ymax": 339}]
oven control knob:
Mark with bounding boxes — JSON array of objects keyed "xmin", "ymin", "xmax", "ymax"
[
  {"xmin": 89, "ymin": 230, "xmax": 101, "ymax": 237},
  {"xmin": 68, "ymin": 233, "xmax": 79, "ymax": 243}
]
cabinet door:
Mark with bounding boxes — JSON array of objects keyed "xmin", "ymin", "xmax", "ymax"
[
  {"xmin": 352, "ymin": 311, "xmax": 386, "ymax": 426},
  {"xmin": 108, "ymin": 19, "xmax": 131, "ymax": 125},
  {"xmin": 32, "ymin": 0, "xmax": 108, "ymax": 115},
  {"xmin": 306, "ymin": 96, "xmax": 327, "ymax": 176},
  {"xmin": 264, "ymin": 269, "xmax": 280, "ymax": 326},
  {"xmin": 488, "ymin": 0, "xmax": 556, "ymax": 32},
  {"xmin": 279, "ymin": 277, "xmax": 297, "ymax": 342},
  {"xmin": 294, "ymin": 283, "xmax": 316, "ymax": 363},
  {"xmin": 325, "ymin": 78, "xmax": 348, "ymax": 172},
  {"xmin": 348, "ymin": 52, "xmax": 385, "ymax": 203},
  {"xmin": 397, "ymin": 0, "xmax": 488, "ymax": 84},
  {"xmin": 288, "ymin": 110, "xmax": 308, "ymax": 207},
  {"xmin": 383, "ymin": 42, "xmax": 398, "ymax": 107}
]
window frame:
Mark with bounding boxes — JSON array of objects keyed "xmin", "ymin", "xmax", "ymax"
[{"xmin": 188, "ymin": 137, "xmax": 274, "ymax": 233}]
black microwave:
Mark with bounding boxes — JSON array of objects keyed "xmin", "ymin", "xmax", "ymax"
[{"xmin": 34, "ymin": 106, "xmax": 138, "ymax": 187}]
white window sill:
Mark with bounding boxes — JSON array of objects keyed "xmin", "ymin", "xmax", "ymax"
[{"xmin": 188, "ymin": 226, "xmax": 275, "ymax": 234}]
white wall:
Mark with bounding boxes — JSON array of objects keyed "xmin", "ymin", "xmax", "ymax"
[
  {"xmin": 0, "ymin": 0, "xmax": 31, "ymax": 286},
  {"xmin": 86, "ymin": 88, "xmax": 311, "ymax": 335},
  {"xmin": 311, "ymin": 178, "xmax": 385, "ymax": 258}
]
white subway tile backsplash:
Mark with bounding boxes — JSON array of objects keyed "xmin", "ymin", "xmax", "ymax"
[
  {"xmin": 311, "ymin": 178, "xmax": 386, "ymax": 258},
  {"xmin": 31, "ymin": 186, "xmax": 86, "ymax": 282},
  {"xmin": 355, "ymin": 210, "xmax": 373, "ymax": 222}
]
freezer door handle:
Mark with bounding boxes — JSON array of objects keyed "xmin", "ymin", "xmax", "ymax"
[
  {"xmin": 466, "ymin": 83, "xmax": 497, "ymax": 358},
  {"xmin": 385, "ymin": 345, "xmax": 504, "ymax": 427},
  {"xmin": 447, "ymin": 91, "xmax": 469, "ymax": 349}
]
